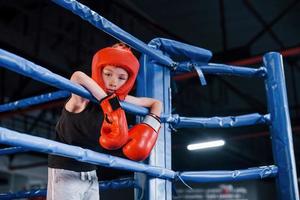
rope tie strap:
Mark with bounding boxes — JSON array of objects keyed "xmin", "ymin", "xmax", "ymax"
[
  {"xmin": 175, "ymin": 172, "xmax": 193, "ymax": 190},
  {"xmin": 193, "ymin": 64, "xmax": 207, "ymax": 86}
]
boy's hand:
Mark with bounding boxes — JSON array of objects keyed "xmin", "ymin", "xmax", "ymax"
[
  {"xmin": 99, "ymin": 94, "xmax": 128, "ymax": 150},
  {"xmin": 122, "ymin": 114, "xmax": 161, "ymax": 161}
]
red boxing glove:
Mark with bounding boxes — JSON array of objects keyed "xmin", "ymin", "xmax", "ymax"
[
  {"xmin": 99, "ymin": 94, "xmax": 128, "ymax": 150},
  {"xmin": 123, "ymin": 114, "xmax": 161, "ymax": 161}
]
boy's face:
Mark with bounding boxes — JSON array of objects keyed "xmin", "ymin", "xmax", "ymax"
[{"xmin": 102, "ymin": 65, "xmax": 129, "ymax": 94}]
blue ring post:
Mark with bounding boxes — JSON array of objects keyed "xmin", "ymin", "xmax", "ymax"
[
  {"xmin": 264, "ymin": 52, "xmax": 299, "ymax": 200},
  {"xmin": 135, "ymin": 44, "xmax": 172, "ymax": 200}
]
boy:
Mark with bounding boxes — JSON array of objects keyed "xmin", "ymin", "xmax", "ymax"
[{"xmin": 47, "ymin": 43, "xmax": 162, "ymax": 200}]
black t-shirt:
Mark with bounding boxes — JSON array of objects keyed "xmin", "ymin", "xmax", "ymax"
[{"xmin": 48, "ymin": 101, "xmax": 123, "ymax": 172}]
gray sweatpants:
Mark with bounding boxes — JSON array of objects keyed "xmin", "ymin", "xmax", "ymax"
[{"xmin": 47, "ymin": 168, "xmax": 99, "ymax": 200}]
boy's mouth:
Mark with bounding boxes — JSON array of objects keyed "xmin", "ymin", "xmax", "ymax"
[{"xmin": 107, "ymin": 89, "xmax": 116, "ymax": 93}]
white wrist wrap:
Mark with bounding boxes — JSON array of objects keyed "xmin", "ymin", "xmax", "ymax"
[{"xmin": 143, "ymin": 114, "xmax": 161, "ymax": 132}]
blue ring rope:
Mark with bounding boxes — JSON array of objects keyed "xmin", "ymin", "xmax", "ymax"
[{"xmin": 0, "ymin": 127, "xmax": 277, "ymax": 183}]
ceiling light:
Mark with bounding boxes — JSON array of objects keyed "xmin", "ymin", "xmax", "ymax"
[{"xmin": 187, "ymin": 140, "xmax": 225, "ymax": 151}]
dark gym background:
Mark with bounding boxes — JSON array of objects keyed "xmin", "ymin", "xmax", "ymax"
[{"xmin": 0, "ymin": 0, "xmax": 300, "ymax": 199}]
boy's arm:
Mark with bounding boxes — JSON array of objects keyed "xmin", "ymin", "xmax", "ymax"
[
  {"xmin": 123, "ymin": 95, "xmax": 163, "ymax": 161},
  {"xmin": 124, "ymin": 95, "xmax": 162, "ymax": 117},
  {"xmin": 65, "ymin": 71, "xmax": 129, "ymax": 150},
  {"xmin": 66, "ymin": 71, "xmax": 107, "ymax": 113}
]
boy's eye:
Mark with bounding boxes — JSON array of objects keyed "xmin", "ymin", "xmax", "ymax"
[
  {"xmin": 104, "ymin": 73, "xmax": 111, "ymax": 77},
  {"xmin": 119, "ymin": 77, "xmax": 127, "ymax": 80}
]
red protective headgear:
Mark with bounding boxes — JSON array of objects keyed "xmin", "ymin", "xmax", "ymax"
[{"xmin": 92, "ymin": 45, "xmax": 140, "ymax": 100}]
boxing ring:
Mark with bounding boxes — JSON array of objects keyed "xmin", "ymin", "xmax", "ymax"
[{"xmin": 0, "ymin": 0, "xmax": 298, "ymax": 199}]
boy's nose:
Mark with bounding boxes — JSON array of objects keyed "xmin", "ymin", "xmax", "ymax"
[{"xmin": 109, "ymin": 79, "xmax": 117, "ymax": 87}]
